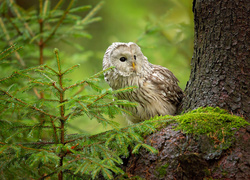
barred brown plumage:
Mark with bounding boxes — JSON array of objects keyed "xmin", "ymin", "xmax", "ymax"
[{"xmin": 103, "ymin": 42, "xmax": 183, "ymax": 123}]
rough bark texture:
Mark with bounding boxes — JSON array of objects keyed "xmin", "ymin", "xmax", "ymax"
[
  {"xmin": 182, "ymin": 0, "xmax": 250, "ymax": 121},
  {"xmin": 125, "ymin": 125, "xmax": 250, "ymax": 180},
  {"xmin": 124, "ymin": 0, "xmax": 250, "ymax": 179}
]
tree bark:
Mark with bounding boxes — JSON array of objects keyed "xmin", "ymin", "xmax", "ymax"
[
  {"xmin": 182, "ymin": 0, "xmax": 250, "ymax": 121},
  {"xmin": 125, "ymin": 125, "xmax": 250, "ymax": 180},
  {"xmin": 124, "ymin": 0, "xmax": 250, "ymax": 179}
]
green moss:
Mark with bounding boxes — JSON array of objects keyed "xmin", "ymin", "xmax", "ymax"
[
  {"xmin": 175, "ymin": 107, "xmax": 249, "ymax": 150},
  {"xmin": 156, "ymin": 163, "xmax": 169, "ymax": 177}
]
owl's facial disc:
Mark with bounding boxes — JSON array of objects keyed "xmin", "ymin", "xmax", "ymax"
[
  {"xmin": 119, "ymin": 55, "xmax": 137, "ymax": 72},
  {"xmin": 108, "ymin": 43, "xmax": 147, "ymax": 76},
  {"xmin": 118, "ymin": 56, "xmax": 136, "ymax": 71}
]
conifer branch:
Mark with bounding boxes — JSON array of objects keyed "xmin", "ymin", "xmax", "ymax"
[
  {"xmin": 0, "ymin": 18, "xmax": 25, "ymax": 67},
  {"xmin": 9, "ymin": 0, "xmax": 35, "ymax": 38},
  {"xmin": 43, "ymin": 0, "xmax": 49, "ymax": 18},
  {"xmin": 44, "ymin": 0, "xmax": 75, "ymax": 44},
  {"xmin": 5, "ymin": 15, "xmax": 22, "ymax": 36},
  {"xmin": 51, "ymin": 0, "xmax": 63, "ymax": 13},
  {"xmin": 62, "ymin": 64, "xmax": 79, "ymax": 75},
  {"xmin": 64, "ymin": 118, "xmax": 174, "ymax": 145},
  {"xmin": 64, "ymin": 67, "xmax": 114, "ymax": 91},
  {"xmin": 52, "ymin": 82, "xmax": 62, "ymax": 92},
  {"xmin": 0, "ymin": 45, "xmax": 22, "ymax": 61},
  {"xmin": 73, "ymin": 84, "xmax": 87, "ymax": 96},
  {"xmin": 0, "ymin": 88, "xmax": 58, "ymax": 119},
  {"xmin": 44, "ymin": 65, "xmax": 59, "ymax": 75},
  {"xmin": 77, "ymin": 100, "xmax": 88, "ymax": 113},
  {"xmin": 17, "ymin": 141, "xmax": 57, "ymax": 146},
  {"xmin": 39, "ymin": 12, "xmax": 44, "ymax": 65},
  {"xmin": 0, "ymin": 65, "xmax": 44, "ymax": 83},
  {"xmin": 50, "ymin": 117, "xmax": 59, "ymax": 143},
  {"xmin": 14, "ymin": 125, "xmax": 59, "ymax": 129},
  {"xmin": 0, "ymin": 142, "xmax": 53, "ymax": 152},
  {"xmin": 43, "ymin": 98, "xmax": 60, "ymax": 102},
  {"xmin": 53, "ymin": 49, "xmax": 67, "ymax": 180},
  {"xmin": 38, "ymin": 171, "xmax": 57, "ymax": 180},
  {"xmin": 33, "ymin": 87, "xmax": 42, "ymax": 99},
  {"xmin": 64, "ymin": 80, "xmax": 87, "ymax": 91},
  {"xmin": 87, "ymin": 92, "xmax": 108, "ymax": 107},
  {"xmin": 80, "ymin": 1, "xmax": 104, "ymax": 25}
]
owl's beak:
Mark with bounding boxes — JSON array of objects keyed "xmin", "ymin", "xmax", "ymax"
[{"xmin": 132, "ymin": 62, "xmax": 136, "ymax": 71}]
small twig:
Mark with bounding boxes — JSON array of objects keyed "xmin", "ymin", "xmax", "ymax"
[
  {"xmin": 77, "ymin": 101, "xmax": 88, "ymax": 113},
  {"xmin": 0, "ymin": 89, "xmax": 58, "ymax": 119},
  {"xmin": 64, "ymin": 80, "xmax": 87, "ymax": 91},
  {"xmin": 18, "ymin": 141, "xmax": 57, "ymax": 145},
  {"xmin": 43, "ymin": 98, "xmax": 60, "ymax": 102},
  {"xmin": 44, "ymin": 0, "xmax": 75, "ymax": 44},
  {"xmin": 86, "ymin": 92, "xmax": 108, "ymax": 107},
  {"xmin": 13, "ymin": 125, "xmax": 59, "ymax": 129},
  {"xmin": 9, "ymin": 0, "xmax": 35, "ymax": 37},
  {"xmin": 33, "ymin": 87, "xmax": 41, "ymax": 99},
  {"xmin": 44, "ymin": 65, "xmax": 59, "ymax": 75},
  {"xmin": 52, "ymin": 82, "xmax": 62, "ymax": 92},
  {"xmin": 6, "ymin": 15, "xmax": 22, "ymax": 35},
  {"xmin": 73, "ymin": 84, "xmax": 87, "ymax": 96},
  {"xmin": 51, "ymin": 0, "xmax": 63, "ymax": 13},
  {"xmin": 38, "ymin": 170, "xmax": 57, "ymax": 180},
  {"xmin": 39, "ymin": 17, "xmax": 44, "ymax": 65},
  {"xmin": 62, "ymin": 64, "xmax": 79, "ymax": 75},
  {"xmin": 0, "ymin": 18, "xmax": 26, "ymax": 67},
  {"xmin": 50, "ymin": 117, "xmax": 59, "ymax": 143},
  {"xmin": 18, "ymin": 144, "xmax": 52, "ymax": 152},
  {"xmin": 80, "ymin": 1, "xmax": 104, "ymax": 25},
  {"xmin": 0, "ymin": 45, "xmax": 22, "ymax": 61}
]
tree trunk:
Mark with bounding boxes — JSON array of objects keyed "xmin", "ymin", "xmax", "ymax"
[
  {"xmin": 124, "ymin": 0, "xmax": 250, "ymax": 179},
  {"xmin": 182, "ymin": 0, "xmax": 250, "ymax": 121}
]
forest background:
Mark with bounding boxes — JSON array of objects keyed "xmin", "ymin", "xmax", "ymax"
[{"xmin": 0, "ymin": 0, "xmax": 193, "ymax": 134}]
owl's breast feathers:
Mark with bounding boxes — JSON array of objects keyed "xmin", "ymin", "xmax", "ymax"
[{"xmin": 104, "ymin": 63, "xmax": 183, "ymax": 123}]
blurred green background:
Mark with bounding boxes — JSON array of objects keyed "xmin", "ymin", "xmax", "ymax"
[{"xmin": 12, "ymin": 0, "xmax": 194, "ymax": 134}]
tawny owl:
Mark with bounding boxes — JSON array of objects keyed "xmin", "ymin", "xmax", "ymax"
[{"xmin": 103, "ymin": 42, "xmax": 183, "ymax": 123}]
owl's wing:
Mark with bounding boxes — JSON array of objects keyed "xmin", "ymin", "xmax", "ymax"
[{"xmin": 148, "ymin": 64, "xmax": 183, "ymax": 105}]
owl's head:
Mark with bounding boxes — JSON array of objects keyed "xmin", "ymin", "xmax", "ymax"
[{"xmin": 103, "ymin": 42, "xmax": 148, "ymax": 77}]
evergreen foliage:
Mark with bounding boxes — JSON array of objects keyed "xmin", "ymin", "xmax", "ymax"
[
  {"xmin": 0, "ymin": 45, "xmax": 159, "ymax": 179},
  {"xmin": 0, "ymin": 1, "xmax": 156, "ymax": 179},
  {"xmin": 0, "ymin": 1, "xmax": 248, "ymax": 179}
]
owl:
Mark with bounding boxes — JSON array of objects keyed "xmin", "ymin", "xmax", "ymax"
[{"xmin": 103, "ymin": 42, "xmax": 183, "ymax": 123}]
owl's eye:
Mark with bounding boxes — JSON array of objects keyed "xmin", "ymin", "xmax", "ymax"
[
  {"xmin": 134, "ymin": 55, "xmax": 136, "ymax": 60},
  {"xmin": 119, "ymin": 57, "xmax": 127, "ymax": 62}
]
